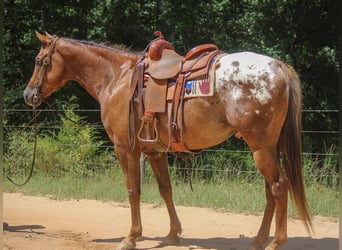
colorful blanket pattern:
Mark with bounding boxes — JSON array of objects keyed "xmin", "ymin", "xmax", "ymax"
[
  {"xmin": 183, "ymin": 54, "xmax": 223, "ymax": 98},
  {"xmin": 184, "ymin": 76, "xmax": 212, "ymax": 97}
]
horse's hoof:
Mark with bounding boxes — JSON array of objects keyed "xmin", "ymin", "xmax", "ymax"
[
  {"xmin": 116, "ymin": 238, "xmax": 136, "ymax": 250},
  {"xmin": 163, "ymin": 235, "xmax": 181, "ymax": 246},
  {"xmin": 265, "ymin": 241, "xmax": 280, "ymax": 250},
  {"xmin": 250, "ymin": 241, "xmax": 263, "ymax": 250}
]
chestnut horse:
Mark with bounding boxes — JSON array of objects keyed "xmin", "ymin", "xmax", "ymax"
[{"xmin": 23, "ymin": 32, "xmax": 312, "ymax": 250}]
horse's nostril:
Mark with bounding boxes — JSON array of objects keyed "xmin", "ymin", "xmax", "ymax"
[
  {"xmin": 33, "ymin": 93, "xmax": 38, "ymax": 102},
  {"xmin": 23, "ymin": 87, "xmax": 41, "ymax": 107}
]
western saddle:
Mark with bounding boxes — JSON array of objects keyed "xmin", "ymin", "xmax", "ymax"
[{"xmin": 129, "ymin": 31, "xmax": 222, "ymax": 152}]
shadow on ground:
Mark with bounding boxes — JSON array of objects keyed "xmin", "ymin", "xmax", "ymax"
[
  {"xmin": 93, "ymin": 235, "xmax": 338, "ymax": 250},
  {"xmin": 3, "ymin": 223, "xmax": 45, "ymax": 234}
]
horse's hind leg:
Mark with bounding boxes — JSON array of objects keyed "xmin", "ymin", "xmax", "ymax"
[
  {"xmin": 146, "ymin": 152, "xmax": 182, "ymax": 245},
  {"xmin": 250, "ymin": 180, "xmax": 276, "ymax": 249},
  {"xmin": 250, "ymin": 147, "xmax": 288, "ymax": 250}
]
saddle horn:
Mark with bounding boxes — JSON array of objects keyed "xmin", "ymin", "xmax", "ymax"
[{"xmin": 154, "ymin": 31, "xmax": 164, "ymax": 39}]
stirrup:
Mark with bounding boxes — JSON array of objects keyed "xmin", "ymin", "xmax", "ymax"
[{"xmin": 137, "ymin": 116, "xmax": 159, "ymax": 143}]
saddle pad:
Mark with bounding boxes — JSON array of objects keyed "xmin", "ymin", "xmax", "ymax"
[{"xmin": 167, "ymin": 53, "xmax": 226, "ymax": 100}]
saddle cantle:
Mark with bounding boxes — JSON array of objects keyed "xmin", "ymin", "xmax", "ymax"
[
  {"xmin": 129, "ymin": 31, "xmax": 223, "ymax": 152},
  {"xmin": 185, "ymin": 44, "xmax": 218, "ymax": 60}
]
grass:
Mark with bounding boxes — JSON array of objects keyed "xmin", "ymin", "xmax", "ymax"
[
  {"xmin": 3, "ymin": 100, "xmax": 338, "ymax": 220},
  {"xmin": 4, "ymin": 166, "xmax": 338, "ymax": 219}
]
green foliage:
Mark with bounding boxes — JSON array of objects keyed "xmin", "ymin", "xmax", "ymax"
[
  {"xmin": 3, "ymin": 0, "xmax": 338, "ymax": 175},
  {"xmin": 4, "ymin": 99, "xmax": 114, "ymax": 178},
  {"xmin": 166, "ymin": 138, "xmax": 338, "ymax": 189},
  {"xmin": 3, "ymin": 130, "xmax": 35, "ymax": 177},
  {"xmin": 302, "ymin": 145, "xmax": 339, "ymax": 188}
]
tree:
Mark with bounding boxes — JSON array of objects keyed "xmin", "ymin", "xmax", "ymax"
[{"xmin": 3, "ymin": 0, "xmax": 338, "ymax": 155}]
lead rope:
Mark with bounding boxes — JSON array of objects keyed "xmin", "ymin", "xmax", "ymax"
[
  {"xmin": 5, "ymin": 99, "xmax": 84, "ymax": 186},
  {"xmin": 5, "ymin": 105, "xmax": 38, "ymax": 186},
  {"xmin": 172, "ymin": 152, "xmax": 195, "ymax": 191}
]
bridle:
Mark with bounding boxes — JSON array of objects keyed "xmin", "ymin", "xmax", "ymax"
[
  {"xmin": 5, "ymin": 36, "xmax": 59, "ymax": 186},
  {"xmin": 32, "ymin": 35, "xmax": 60, "ymax": 104}
]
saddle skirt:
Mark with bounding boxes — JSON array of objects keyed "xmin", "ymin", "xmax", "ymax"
[{"xmin": 145, "ymin": 49, "xmax": 183, "ymax": 79}]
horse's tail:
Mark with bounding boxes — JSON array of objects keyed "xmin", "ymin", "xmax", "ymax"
[{"xmin": 278, "ymin": 65, "xmax": 313, "ymax": 234}]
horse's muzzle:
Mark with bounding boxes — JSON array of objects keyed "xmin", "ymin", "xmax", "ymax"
[{"xmin": 23, "ymin": 86, "xmax": 42, "ymax": 107}]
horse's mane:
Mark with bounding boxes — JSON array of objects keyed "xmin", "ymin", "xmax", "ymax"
[{"xmin": 62, "ymin": 37, "xmax": 142, "ymax": 56}]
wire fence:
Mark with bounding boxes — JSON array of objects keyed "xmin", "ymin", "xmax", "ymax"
[
  {"xmin": 3, "ymin": 108, "xmax": 339, "ymax": 183},
  {"xmin": 3, "ymin": 108, "xmax": 339, "ymax": 152}
]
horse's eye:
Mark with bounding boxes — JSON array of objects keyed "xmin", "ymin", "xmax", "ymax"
[{"xmin": 35, "ymin": 58, "xmax": 42, "ymax": 67}]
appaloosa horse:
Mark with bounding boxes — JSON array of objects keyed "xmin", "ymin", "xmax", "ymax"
[{"xmin": 23, "ymin": 31, "xmax": 312, "ymax": 250}]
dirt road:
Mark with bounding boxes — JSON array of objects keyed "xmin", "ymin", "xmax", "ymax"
[{"xmin": 3, "ymin": 192, "xmax": 338, "ymax": 249}]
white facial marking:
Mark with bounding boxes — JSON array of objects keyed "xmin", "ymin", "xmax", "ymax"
[{"xmin": 215, "ymin": 52, "xmax": 276, "ymax": 105}]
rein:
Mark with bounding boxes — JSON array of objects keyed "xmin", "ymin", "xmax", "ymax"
[
  {"xmin": 5, "ymin": 102, "xmax": 81, "ymax": 186},
  {"xmin": 171, "ymin": 152, "xmax": 197, "ymax": 191},
  {"xmin": 5, "ymin": 106, "xmax": 39, "ymax": 186},
  {"xmin": 6, "ymin": 36, "xmax": 59, "ymax": 186}
]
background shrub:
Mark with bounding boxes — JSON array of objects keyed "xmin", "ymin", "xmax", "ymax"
[{"xmin": 4, "ymin": 98, "xmax": 115, "ymax": 178}]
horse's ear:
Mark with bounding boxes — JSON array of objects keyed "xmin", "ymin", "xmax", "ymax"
[
  {"xmin": 35, "ymin": 30, "xmax": 49, "ymax": 45},
  {"xmin": 44, "ymin": 31, "xmax": 53, "ymax": 38}
]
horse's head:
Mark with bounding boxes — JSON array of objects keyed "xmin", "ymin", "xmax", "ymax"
[{"xmin": 23, "ymin": 31, "xmax": 67, "ymax": 107}]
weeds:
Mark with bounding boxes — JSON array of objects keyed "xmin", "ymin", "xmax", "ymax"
[
  {"xmin": 302, "ymin": 145, "xmax": 338, "ymax": 188},
  {"xmin": 4, "ymin": 99, "xmax": 114, "ymax": 178}
]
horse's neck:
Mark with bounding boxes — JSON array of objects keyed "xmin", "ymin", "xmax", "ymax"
[{"xmin": 59, "ymin": 40, "xmax": 137, "ymax": 101}]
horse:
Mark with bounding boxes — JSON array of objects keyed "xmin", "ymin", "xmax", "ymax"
[{"xmin": 23, "ymin": 31, "xmax": 312, "ymax": 250}]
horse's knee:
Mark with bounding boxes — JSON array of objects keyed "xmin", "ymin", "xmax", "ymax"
[{"xmin": 127, "ymin": 188, "xmax": 141, "ymax": 199}]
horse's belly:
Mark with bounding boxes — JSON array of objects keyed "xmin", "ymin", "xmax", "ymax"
[
  {"xmin": 183, "ymin": 120, "xmax": 234, "ymax": 150},
  {"xmin": 159, "ymin": 98, "xmax": 234, "ymax": 150}
]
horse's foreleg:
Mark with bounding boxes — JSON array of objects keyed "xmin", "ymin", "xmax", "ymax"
[
  {"xmin": 251, "ymin": 147, "xmax": 288, "ymax": 250},
  {"xmin": 146, "ymin": 152, "xmax": 182, "ymax": 245},
  {"xmin": 115, "ymin": 145, "xmax": 142, "ymax": 250}
]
